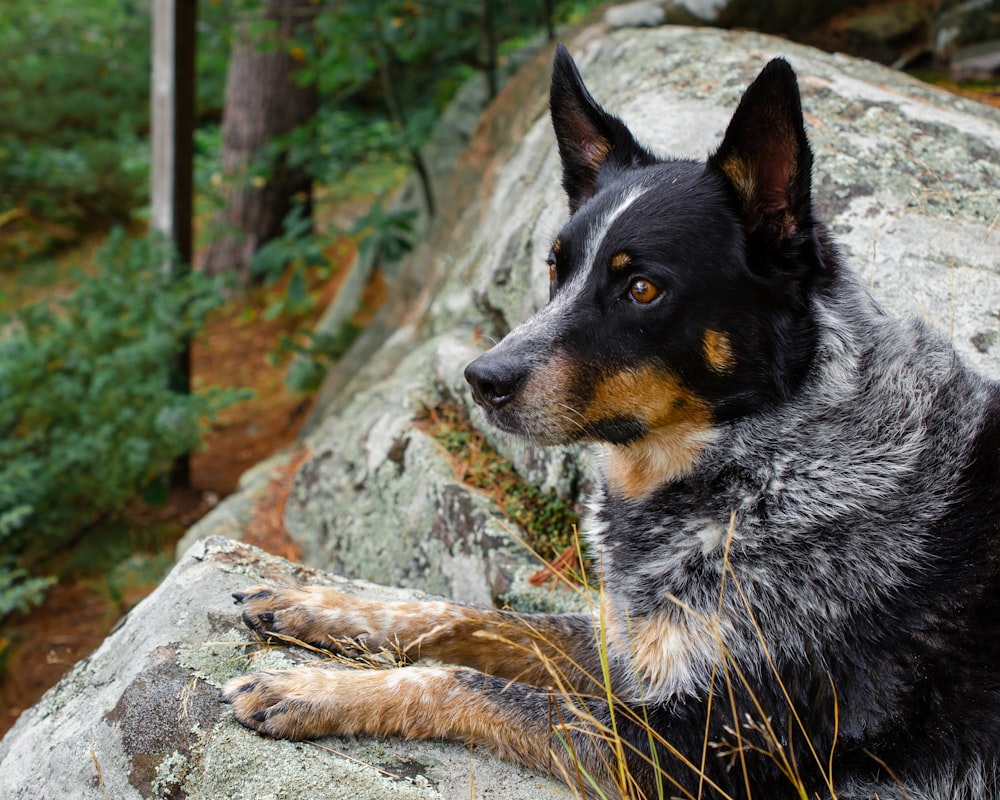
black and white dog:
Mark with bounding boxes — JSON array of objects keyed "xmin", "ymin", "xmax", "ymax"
[{"xmin": 222, "ymin": 46, "xmax": 1000, "ymax": 799}]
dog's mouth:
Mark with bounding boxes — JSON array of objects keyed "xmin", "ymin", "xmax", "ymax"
[{"xmin": 469, "ymin": 388, "xmax": 588, "ymax": 446}]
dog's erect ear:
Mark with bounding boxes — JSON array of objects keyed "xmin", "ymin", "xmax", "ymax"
[
  {"xmin": 550, "ymin": 44, "xmax": 655, "ymax": 213},
  {"xmin": 709, "ymin": 58, "xmax": 813, "ymax": 244}
]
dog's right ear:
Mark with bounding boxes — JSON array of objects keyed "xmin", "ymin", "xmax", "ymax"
[{"xmin": 550, "ymin": 44, "xmax": 654, "ymax": 213}]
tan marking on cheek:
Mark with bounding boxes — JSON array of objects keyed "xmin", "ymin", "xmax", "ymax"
[
  {"xmin": 609, "ymin": 251, "xmax": 631, "ymax": 270},
  {"xmin": 587, "ymin": 366, "xmax": 709, "ymax": 432},
  {"xmin": 703, "ymin": 328, "xmax": 736, "ymax": 374},
  {"xmin": 589, "ymin": 366, "xmax": 715, "ymax": 499}
]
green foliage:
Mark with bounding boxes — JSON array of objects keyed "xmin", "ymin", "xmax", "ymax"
[
  {"xmin": 281, "ymin": 322, "xmax": 363, "ymax": 393},
  {"xmin": 0, "ymin": 506, "xmax": 55, "ymax": 617},
  {"xmin": 351, "ymin": 201, "xmax": 418, "ymax": 265},
  {"xmin": 288, "ymin": 0, "xmax": 562, "ymax": 188},
  {"xmin": 0, "ymin": 0, "xmax": 151, "ymax": 258},
  {"xmin": 250, "ymin": 201, "xmax": 329, "ymax": 318},
  {"xmin": 249, "ymin": 195, "xmax": 415, "ymax": 390},
  {"xmin": 0, "ymin": 566, "xmax": 54, "ymax": 618},
  {"xmin": 0, "ymin": 230, "xmax": 248, "ymax": 608},
  {"xmin": 204, "ymin": 0, "xmax": 601, "ymax": 341}
]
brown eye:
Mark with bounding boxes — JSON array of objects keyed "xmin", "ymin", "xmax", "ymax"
[
  {"xmin": 629, "ymin": 278, "xmax": 660, "ymax": 304},
  {"xmin": 548, "ymin": 260, "xmax": 557, "ymax": 284}
]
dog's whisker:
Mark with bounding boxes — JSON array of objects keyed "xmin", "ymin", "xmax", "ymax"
[{"xmin": 555, "ymin": 401, "xmax": 587, "ymax": 424}]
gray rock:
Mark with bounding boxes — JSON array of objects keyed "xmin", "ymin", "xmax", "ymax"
[
  {"xmin": 665, "ymin": 0, "xmax": 869, "ymax": 34},
  {"xmin": 6, "ymin": 24, "xmax": 1000, "ymax": 800},
  {"xmin": 0, "ymin": 537, "xmax": 573, "ymax": 800},
  {"xmin": 934, "ymin": 0, "xmax": 1000, "ymax": 60},
  {"xmin": 605, "ymin": 1, "xmax": 667, "ymax": 29},
  {"xmin": 951, "ymin": 39, "xmax": 1000, "ymax": 80},
  {"xmin": 664, "ymin": 0, "xmax": 727, "ymax": 23}
]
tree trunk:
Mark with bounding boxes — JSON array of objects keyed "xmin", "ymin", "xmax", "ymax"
[{"xmin": 202, "ymin": 0, "xmax": 318, "ymax": 283}]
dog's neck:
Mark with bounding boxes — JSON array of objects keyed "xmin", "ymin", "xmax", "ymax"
[{"xmin": 600, "ymin": 417, "xmax": 721, "ymax": 502}]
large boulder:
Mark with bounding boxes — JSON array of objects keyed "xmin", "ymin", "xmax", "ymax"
[{"xmin": 3, "ymin": 21, "xmax": 999, "ymax": 800}]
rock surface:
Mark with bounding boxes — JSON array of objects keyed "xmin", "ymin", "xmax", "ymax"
[
  {"xmin": 4, "ymin": 21, "xmax": 1000, "ymax": 800},
  {"xmin": 0, "ymin": 537, "xmax": 573, "ymax": 799}
]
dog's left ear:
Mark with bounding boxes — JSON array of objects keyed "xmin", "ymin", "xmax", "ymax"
[
  {"xmin": 709, "ymin": 58, "xmax": 813, "ymax": 245},
  {"xmin": 550, "ymin": 44, "xmax": 656, "ymax": 213}
]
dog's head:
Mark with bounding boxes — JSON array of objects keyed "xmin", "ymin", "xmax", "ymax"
[{"xmin": 465, "ymin": 46, "xmax": 831, "ymax": 498}]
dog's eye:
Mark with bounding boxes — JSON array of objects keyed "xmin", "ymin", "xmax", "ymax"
[
  {"xmin": 547, "ymin": 259, "xmax": 557, "ymax": 285},
  {"xmin": 629, "ymin": 279, "xmax": 660, "ymax": 304}
]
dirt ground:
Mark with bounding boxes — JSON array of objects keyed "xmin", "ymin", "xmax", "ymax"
[{"xmin": 0, "ymin": 237, "xmax": 360, "ymax": 736}]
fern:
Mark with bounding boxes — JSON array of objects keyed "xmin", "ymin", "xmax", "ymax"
[{"xmin": 0, "ymin": 230, "xmax": 247, "ymax": 611}]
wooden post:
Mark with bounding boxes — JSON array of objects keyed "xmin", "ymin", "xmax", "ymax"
[{"xmin": 151, "ymin": 0, "xmax": 197, "ymax": 487}]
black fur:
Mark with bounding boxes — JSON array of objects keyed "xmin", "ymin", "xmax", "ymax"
[{"xmin": 465, "ymin": 46, "xmax": 1000, "ymax": 799}]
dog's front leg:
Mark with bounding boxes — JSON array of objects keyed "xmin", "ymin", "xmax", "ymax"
[
  {"xmin": 232, "ymin": 584, "xmax": 604, "ymax": 691},
  {"xmin": 220, "ymin": 664, "xmax": 616, "ymax": 794}
]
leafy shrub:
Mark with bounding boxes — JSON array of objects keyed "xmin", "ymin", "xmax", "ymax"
[
  {"xmin": 249, "ymin": 200, "xmax": 331, "ymax": 318},
  {"xmin": 0, "ymin": 506, "xmax": 53, "ymax": 617},
  {"xmin": 0, "ymin": 230, "xmax": 247, "ymax": 610},
  {"xmin": 0, "ymin": 0, "xmax": 151, "ymax": 261},
  {"xmin": 282, "ymin": 322, "xmax": 362, "ymax": 393}
]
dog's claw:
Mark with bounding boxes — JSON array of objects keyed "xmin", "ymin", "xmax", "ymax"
[
  {"xmin": 258, "ymin": 611, "xmax": 275, "ymax": 625},
  {"xmin": 232, "ymin": 591, "xmax": 246, "ymax": 604}
]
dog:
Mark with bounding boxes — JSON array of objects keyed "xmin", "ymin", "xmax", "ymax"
[{"xmin": 221, "ymin": 45, "xmax": 1000, "ymax": 799}]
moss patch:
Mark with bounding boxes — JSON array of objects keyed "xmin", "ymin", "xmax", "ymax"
[{"xmin": 418, "ymin": 400, "xmax": 581, "ymax": 564}]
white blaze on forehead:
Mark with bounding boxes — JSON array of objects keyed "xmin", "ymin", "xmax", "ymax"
[
  {"xmin": 541, "ymin": 182, "xmax": 649, "ymax": 322},
  {"xmin": 578, "ymin": 183, "xmax": 649, "ymax": 290},
  {"xmin": 493, "ymin": 183, "xmax": 650, "ymax": 353}
]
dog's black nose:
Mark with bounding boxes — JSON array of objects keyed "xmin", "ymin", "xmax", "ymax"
[{"xmin": 465, "ymin": 353, "xmax": 522, "ymax": 410}]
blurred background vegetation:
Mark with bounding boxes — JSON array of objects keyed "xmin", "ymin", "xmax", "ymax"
[{"xmin": 0, "ymin": 0, "xmax": 602, "ymax": 620}]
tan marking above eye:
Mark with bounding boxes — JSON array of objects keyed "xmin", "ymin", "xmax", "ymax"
[
  {"xmin": 552, "ymin": 238, "xmax": 562, "ymax": 254},
  {"xmin": 610, "ymin": 251, "xmax": 631, "ymax": 270},
  {"xmin": 703, "ymin": 329, "xmax": 736, "ymax": 374},
  {"xmin": 629, "ymin": 279, "xmax": 660, "ymax": 304}
]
